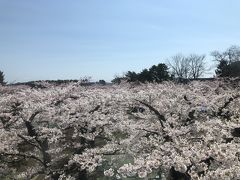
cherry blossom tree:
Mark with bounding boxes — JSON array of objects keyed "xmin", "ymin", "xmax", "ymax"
[{"xmin": 0, "ymin": 80, "xmax": 240, "ymax": 179}]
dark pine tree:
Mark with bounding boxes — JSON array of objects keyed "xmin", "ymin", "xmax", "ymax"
[{"xmin": 0, "ymin": 70, "xmax": 6, "ymax": 85}]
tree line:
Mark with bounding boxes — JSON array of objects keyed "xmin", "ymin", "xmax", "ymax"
[
  {"xmin": 1, "ymin": 45, "xmax": 240, "ymax": 85},
  {"xmin": 112, "ymin": 45, "xmax": 240, "ymax": 84}
]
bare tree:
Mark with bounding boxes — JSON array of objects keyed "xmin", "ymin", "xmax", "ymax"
[
  {"xmin": 188, "ymin": 54, "xmax": 206, "ymax": 79},
  {"xmin": 211, "ymin": 45, "xmax": 240, "ymax": 63},
  {"xmin": 168, "ymin": 54, "xmax": 206, "ymax": 79},
  {"xmin": 168, "ymin": 54, "xmax": 191, "ymax": 79},
  {"xmin": 80, "ymin": 76, "xmax": 92, "ymax": 83}
]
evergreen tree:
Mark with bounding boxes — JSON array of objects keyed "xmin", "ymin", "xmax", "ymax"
[
  {"xmin": 0, "ymin": 70, "xmax": 6, "ymax": 85},
  {"xmin": 149, "ymin": 63, "xmax": 170, "ymax": 82},
  {"xmin": 212, "ymin": 46, "xmax": 240, "ymax": 77},
  {"xmin": 125, "ymin": 71, "xmax": 139, "ymax": 82}
]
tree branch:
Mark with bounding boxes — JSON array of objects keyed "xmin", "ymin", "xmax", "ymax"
[
  {"xmin": 1, "ymin": 152, "xmax": 45, "ymax": 166},
  {"xmin": 17, "ymin": 134, "xmax": 41, "ymax": 150},
  {"xmin": 89, "ymin": 105, "xmax": 100, "ymax": 114},
  {"xmin": 136, "ymin": 128, "xmax": 159, "ymax": 136},
  {"xmin": 135, "ymin": 100, "xmax": 166, "ymax": 128},
  {"xmin": 29, "ymin": 111, "xmax": 41, "ymax": 122}
]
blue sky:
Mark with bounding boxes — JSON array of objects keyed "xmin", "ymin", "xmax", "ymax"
[{"xmin": 1, "ymin": 0, "xmax": 240, "ymax": 83}]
